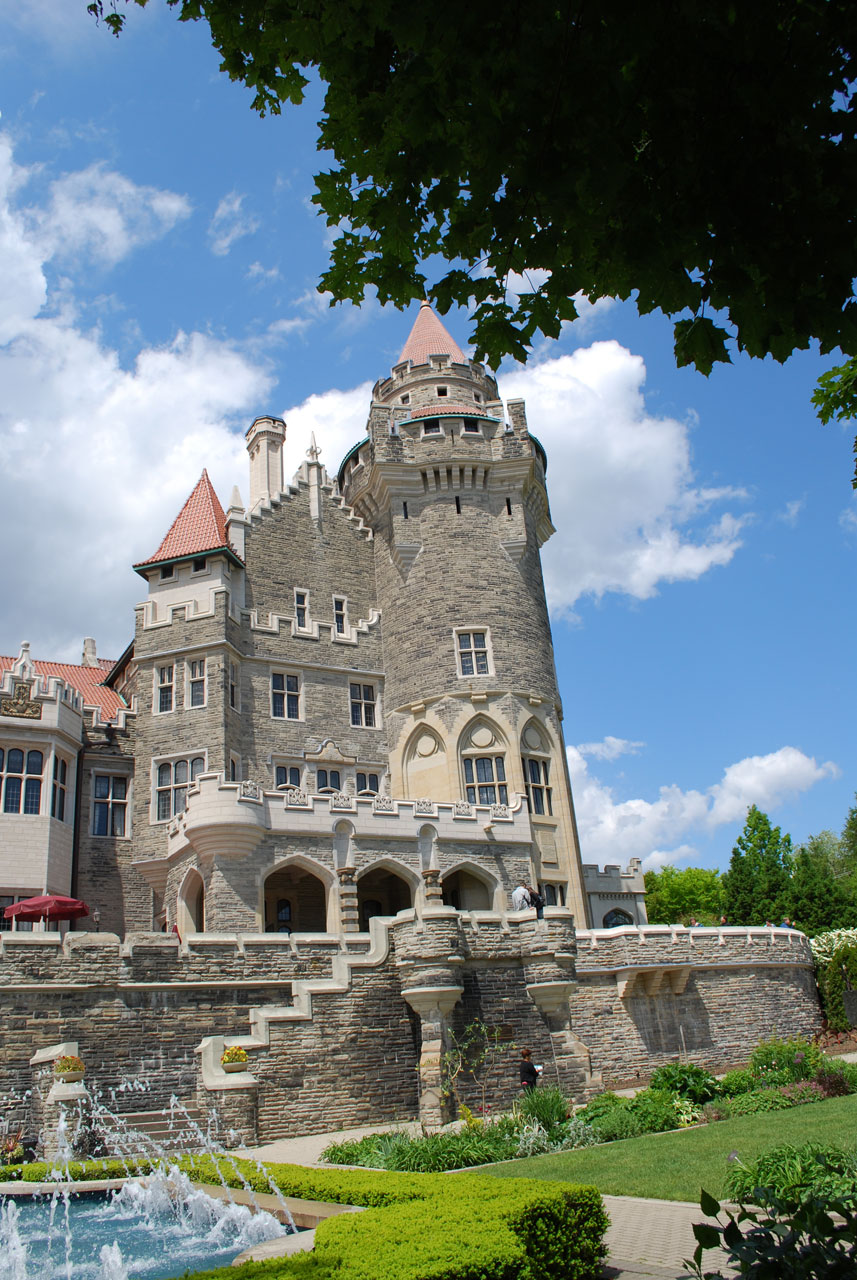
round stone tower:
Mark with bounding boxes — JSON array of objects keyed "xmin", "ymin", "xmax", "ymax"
[{"xmin": 338, "ymin": 302, "xmax": 589, "ymax": 923}]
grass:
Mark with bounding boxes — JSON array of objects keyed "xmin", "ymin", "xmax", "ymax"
[{"xmin": 478, "ymin": 1095, "xmax": 857, "ymax": 1201}]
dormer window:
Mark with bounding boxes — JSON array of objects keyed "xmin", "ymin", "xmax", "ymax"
[
  {"xmin": 160, "ymin": 565, "xmax": 174, "ymax": 580},
  {"xmin": 192, "ymin": 558, "xmax": 207, "ymax": 573},
  {"xmin": 423, "ymin": 421, "xmax": 441, "ymax": 435},
  {"xmin": 436, "ymin": 386, "xmax": 448, "ymax": 397}
]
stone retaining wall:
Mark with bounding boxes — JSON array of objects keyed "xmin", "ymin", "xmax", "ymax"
[{"xmin": 0, "ymin": 915, "xmax": 822, "ymax": 1148}]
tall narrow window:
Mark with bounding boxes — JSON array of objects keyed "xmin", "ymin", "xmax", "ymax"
[
  {"xmin": 295, "ymin": 590, "xmax": 308, "ymax": 629},
  {"xmin": 229, "ymin": 663, "xmax": 238, "ymax": 710},
  {"xmin": 93, "ymin": 775, "xmax": 128, "ymax": 836},
  {"xmin": 402, "ymin": 502, "xmax": 409, "ymax": 519},
  {"xmin": 157, "ymin": 665, "xmax": 174, "ymax": 713},
  {"xmin": 188, "ymin": 658, "xmax": 206, "ymax": 707},
  {"xmin": 276, "ymin": 765, "xmax": 302, "ymax": 789},
  {"xmin": 455, "ymin": 496, "xmax": 461, "ymax": 514},
  {"xmin": 457, "ymin": 631, "xmax": 490, "ymax": 676},
  {"xmin": 523, "ymin": 757, "xmax": 553, "ymax": 815},
  {"xmin": 272, "ymin": 673, "xmax": 300, "ymax": 719},
  {"xmin": 350, "ymin": 683, "xmax": 376, "ymax": 727},
  {"xmin": 463, "ymin": 756, "xmax": 507, "ymax": 806},
  {"xmin": 156, "ymin": 756, "xmax": 204, "ymax": 820},
  {"xmin": 333, "ymin": 598, "xmax": 347, "ymax": 635},
  {"xmin": 51, "ymin": 756, "xmax": 67, "ymax": 821},
  {"xmin": 506, "ymin": 497, "xmax": 512, "ymax": 516}
]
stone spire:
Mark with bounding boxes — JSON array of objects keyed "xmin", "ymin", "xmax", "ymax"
[{"xmin": 398, "ymin": 300, "xmax": 466, "ymax": 366}]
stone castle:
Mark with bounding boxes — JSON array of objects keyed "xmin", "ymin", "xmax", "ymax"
[{"xmin": 0, "ymin": 305, "xmax": 819, "ymax": 1146}]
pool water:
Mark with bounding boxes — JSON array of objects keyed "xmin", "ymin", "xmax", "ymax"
[{"xmin": 0, "ymin": 1172, "xmax": 288, "ymax": 1280}]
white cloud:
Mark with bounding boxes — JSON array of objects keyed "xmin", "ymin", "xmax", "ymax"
[
  {"xmin": 777, "ymin": 498, "xmax": 804, "ymax": 526},
  {"xmin": 568, "ymin": 740, "xmax": 839, "ymax": 870},
  {"xmin": 208, "ymin": 192, "xmax": 259, "ymax": 257},
  {"xmin": 0, "ymin": 134, "xmax": 269, "ymax": 662},
  {"xmin": 577, "ymin": 736, "xmax": 645, "ymax": 761},
  {"xmin": 30, "ymin": 164, "xmax": 191, "ymax": 268},
  {"xmin": 840, "ymin": 500, "xmax": 857, "ymax": 533},
  {"xmin": 498, "ymin": 344, "xmax": 749, "ymax": 613}
]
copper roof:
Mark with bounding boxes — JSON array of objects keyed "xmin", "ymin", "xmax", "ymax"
[
  {"xmin": 398, "ymin": 301, "xmax": 467, "ymax": 366},
  {"xmin": 0, "ymin": 655, "xmax": 127, "ymax": 723},
  {"xmin": 134, "ymin": 470, "xmax": 238, "ymax": 569}
]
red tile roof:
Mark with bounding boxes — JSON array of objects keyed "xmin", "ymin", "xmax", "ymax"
[
  {"xmin": 0, "ymin": 656, "xmax": 127, "ymax": 723},
  {"xmin": 398, "ymin": 301, "xmax": 467, "ymax": 366},
  {"xmin": 407, "ymin": 403, "xmax": 486, "ymax": 419},
  {"xmin": 134, "ymin": 470, "xmax": 237, "ymax": 569}
]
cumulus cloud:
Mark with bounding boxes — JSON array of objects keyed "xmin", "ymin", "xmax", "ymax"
[
  {"xmin": 31, "ymin": 164, "xmax": 191, "ymax": 268},
  {"xmin": 577, "ymin": 736, "xmax": 645, "ymax": 761},
  {"xmin": 0, "ymin": 134, "xmax": 270, "ymax": 662},
  {"xmin": 500, "ymin": 344, "xmax": 749, "ymax": 613},
  {"xmin": 777, "ymin": 498, "xmax": 804, "ymax": 526},
  {"xmin": 208, "ymin": 192, "xmax": 259, "ymax": 256},
  {"xmin": 569, "ymin": 739, "xmax": 839, "ymax": 869}
]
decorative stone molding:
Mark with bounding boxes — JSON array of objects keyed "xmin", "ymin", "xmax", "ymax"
[
  {"xmin": 240, "ymin": 780, "xmax": 261, "ymax": 800},
  {"xmin": 330, "ymin": 792, "xmax": 355, "ymax": 811},
  {"xmin": 373, "ymin": 795, "xmax": 396, "ymax": 813},
  {"xmin": 414, "ymin": 798, "xmax": 436, "ymax": 816},
  {"xmin": 401, "ymin": 985, "xmax": 464, "ymax": 1020},
  {"xmin": 526, "ymin": 980, "xmax": 576, "ymax": 1015},
  {"xmin": 614, "ymin": 965, "xmax": 693, "ymax": 999},
  {"xmin": 284, "ymin": 788, "xmax": 310, "ymax": 807}
]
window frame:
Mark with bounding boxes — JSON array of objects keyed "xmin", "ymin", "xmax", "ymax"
[
  {"xmin": 356, "ymin": 771, "xmax": 380, "ymax": 795},
  {"xmin": 333, "ymin": 596, "xmax": 348, "ymax": 637},
  {"xmin": 155, "ymin": 664, "xmax": 175, "ymax": 714},
  {"xmin": 51, "ymin": 755, "xmax": 68, "ymax": 822},
  {"xmin": 522, "ymin": 755, "xmax": 553, "ymax": 817},
  {"xmin": 316, "ymin": 767, "xmax": 342, "ymax": 793},
  {"xmin": 294, "ymin": 588, "xmax": 311, "ymax": 632},
  {"xmin": 455, "ymin": 629, "xmax": 493, "ymax": 678},
  {"xmin": 462, "ymin": 754, "xmax": 508, "ymax": 806},
  {"xmin": 153, "ymin": 754, "xmax": 206, "ymax": 823},
  {"xmin": 187, "ymin": 656, "xmax": 207, "ymax": 709},
  {"xmin": 275, "ymin": 764, "xmax": 303, "ymax": 790},
  {"xmin": 350, "ymin": 682, "xmax": 377, "ymax": 728},
  {"xmin": 271, "ymin": 671, "xmax": 301, "ymax": 720},
  {"xmin": 92, "ymin": 773, "xmax": 130, "ymax": 838},
  {"xmin": 1, "ymin": 747, "xmax": 43, "ymax": 816},
  {"xmin": 229, "ymin": 662, "xmax": 239, "ymax": 711}
]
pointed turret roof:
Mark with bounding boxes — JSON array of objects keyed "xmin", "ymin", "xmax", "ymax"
[
  {"xmin": 134, "ymin": 470, "xmax": 242, "ymax": 573},
  {"xmin": 398, "ymin": 300, "xmax": 466, "ymax": 366}
]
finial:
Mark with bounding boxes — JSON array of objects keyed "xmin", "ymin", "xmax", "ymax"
[{"xmin": 306, "ymin": 433, "xmax": 322, "ymax": 463}]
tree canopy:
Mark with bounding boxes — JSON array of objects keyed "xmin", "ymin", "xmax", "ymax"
[
  {"xmin": 643, "ymin": 865, "xmax": 723, "ymax": 925},
  {"xmin": 722, "ymin": 806, "xmax": 794, "ymax": 926},
  {"xmin": 91, "ymin": 0, "xmax": 857, "ymax": 387}
]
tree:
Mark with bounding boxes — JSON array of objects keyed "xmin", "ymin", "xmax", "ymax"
[
  {"xmin": 643, "ymin": 866, "xmax": 723, "ymax": 925},
  {"xmin": 91, "ymin": 1, "xmax": 857, "ymax": 388},
  {"xmin": 787, "ymin": 846, "xmax": 857, "ymax": 936},
  {"xmin": 722, "ymin": 806, "xmax": 793, "ymax": 926}
]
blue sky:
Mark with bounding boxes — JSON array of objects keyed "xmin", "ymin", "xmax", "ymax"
[{"xmin": 1, "ymin": 2, "xmax": 854, "ymax": 875}]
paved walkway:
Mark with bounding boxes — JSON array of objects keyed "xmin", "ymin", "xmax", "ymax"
[{"xmin": 239, "ymin": 1126, "xmax": 734, "ymax": 1279}]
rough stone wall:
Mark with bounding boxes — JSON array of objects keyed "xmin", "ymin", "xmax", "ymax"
[{"xmin": 74, "ymin": 712, "xmax": 136, "ymax": 938}]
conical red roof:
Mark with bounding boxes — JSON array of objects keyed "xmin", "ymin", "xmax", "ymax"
[
  {"xmin": 134, "ymin": 470, "xmax": 238, "ymax": 569},
  {"xmin": 398, "ymin": 300, "xmax": 466, "ymax": 365}
]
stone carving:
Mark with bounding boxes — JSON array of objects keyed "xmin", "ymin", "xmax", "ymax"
[
  {"xmin": 284, "ymin": 789, "xmax": 309, "ymax": 806},
  {"xmin": 453, "ymin": 801, "xmax": 473, "ymax": 817},
  {"xmin": 1, "ymin": 682, "xmax": 41, "ymax": 719},
  {"xmin": 490, "ymin": 803, "xmax": 510, "ymax": 820},
  {"xmin": 470, "ymin": 725, "xmax": 494, "ymax": 749},
  {"xmin": 240, "ymin": 781, "xmax": 261, "ymax": 800},
  {"xmin": 414, "ymin": 798, "xmax": 436, "ymax": 815},
  {"xmin": 373, "ymin": 795, "xmax": 396, "ymax": 812},
  {"xmin": 330, "ymin": 792, "xmax": 355, "ymax": 810}
]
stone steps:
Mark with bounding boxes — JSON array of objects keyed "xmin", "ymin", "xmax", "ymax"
[{"xmin": 98, "ymin": 1103, "xmax": 210, "ymax": 1155}]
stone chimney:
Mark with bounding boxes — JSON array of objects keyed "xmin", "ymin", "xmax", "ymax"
[
  {"xmin": 245, "ymin": 416, "xmax": 286, "ymax": 512},
  {"xmin": 81, "ymin": 638, "xmax": 98, "ymax": 667}
]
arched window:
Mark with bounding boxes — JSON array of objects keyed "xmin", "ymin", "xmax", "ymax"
[
  {"xmin": 1, "ymin": 747, "xmax": 43, "ymax": 815},
  {"xmin": 603, "ymin": 908, "xmax": 634, "ymax": 928},
  {"xmin": 520, "ymin": 721, "xmax": 553, "ymax": 816},
  {"xmin": 460, "ymin": 721, "xmax": 507, "ymax": 805}
]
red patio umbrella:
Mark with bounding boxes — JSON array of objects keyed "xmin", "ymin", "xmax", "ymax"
[{"xmin": 3, "ymin": 894, "xmax": 89, "ymax": 923}]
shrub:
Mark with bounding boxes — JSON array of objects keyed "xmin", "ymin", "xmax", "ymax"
[
  {"xmin": 322, "ymin": 1124, "xmax": 520, "ymax": 1172},
  {"xmin": 559, "ymin": 1118, "xmax": 598, "ymax": 1150},
  {"xmin": 724, "ymin": 1088, "xmax": 796, "ymax": 1116},
  {"xmin": 588, "ymin": 1107, "xmax": 642, "ymax": 1143},
  {"xmin": 648, "ymin": 1062, "xmax": 719, "ymax": 1103},
  {"xmin": 514, "ymin": 1085, "xmax": 571, "ymax": 1133},
  {"xmin": 686, "ymin": 1186, "xmax": 857, "ymax": 1279},
  {"xmin": 725, "ymin": 1141, "xmax": 857, "ymax": 1209},
  {"xmin": 777, "ymin": 1081, "xmax": 826, "ymax": 1106},
  {"xmin": 749, "ymin": 1036, "xmax": 823, "ymax": 1082},
  {"xmin": 628, "ymin": 1088, "xmax": 681, "ymax": 1134},
  {"xmin": 718, "ymin": 1067, "xmax": 758, "ymax": 1097},
  {"xmin": 815, "ymin": 1066, "xmax": 855, "ymax": 1098},
  {"xmin": 575, "ymin": 1091, "xmax": 631, "ymax": 1123}
]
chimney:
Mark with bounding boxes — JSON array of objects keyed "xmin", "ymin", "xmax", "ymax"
[
  {"xmin": 82, "ymin": 638, "xmax": 98, "ymax": 667},
  {"xmin": 245, "ymin": 416, "xmax": 286, "ymax": 512}
]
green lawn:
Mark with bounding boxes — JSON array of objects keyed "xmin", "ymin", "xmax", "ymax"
[{"xmin": 479, "ymin": 1095, "xmax": 857, "ymax": 1201}]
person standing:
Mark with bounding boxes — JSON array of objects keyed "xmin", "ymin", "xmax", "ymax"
[
  {"xmin": 519, "ymin": 1048, "xmax": 539, "ymax": 1091},
  {"xmin": 511, "ymin": 880, "xmax": 530, "ymax": 911}
]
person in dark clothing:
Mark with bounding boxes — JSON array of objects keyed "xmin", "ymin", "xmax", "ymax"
[{"xmin": 519, "ymin": 1047, "xmax": 539, "ymax": 1091}]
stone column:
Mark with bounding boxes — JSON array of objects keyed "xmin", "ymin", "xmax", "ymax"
[
  {"xmin": 337, "ymin": 867, "xmax": 360, "ymax": 932},
  {"xmin": 401, "ymin": 986, "xmax": 463, "ymax": 1127},
  {"xmin": 421, "ymin": 868, "xmax": 443, "ymax": 904},
  {"xmin": 521, "ymin": 915, "xmax": 602, "ymax": 1098}
]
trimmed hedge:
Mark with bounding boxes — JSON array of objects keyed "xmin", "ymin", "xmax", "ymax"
[
  {"xmin": 173, "ymin": 1158, "xmax": 608, "ymax": 1280},
  {"xmin": 0, "ymin": 1157, "xmax": 153, "ymax": 1183}
]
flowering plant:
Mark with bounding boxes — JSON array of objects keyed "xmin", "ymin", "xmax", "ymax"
[
  {"xmin": 54, "ymin": 1055, "xmax": 85, "ymax": 1075},
  {"xmin": 220, "ymin": 1045, "xmax": 248, "ymax": 1065}
]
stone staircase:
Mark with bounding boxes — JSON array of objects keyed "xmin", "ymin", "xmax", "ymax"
[{"xmin": 98, "ymin": 1103, "xmax": 210, "ymax": 1156}]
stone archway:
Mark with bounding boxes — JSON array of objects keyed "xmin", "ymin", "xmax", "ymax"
[
  {"xmin": 603, "ymin": 908, "xmax": 634, "ymax": 928},
  {"xmin": 441, "ymin": 865, "xmax": 494, "ymax": 911},
  {"xmin": 177, "ymin": 868, "xmax": 205, "ymax": 936},
  {"xmin": 264, "ymin": 862, "xmax": 329, "ymax": 933},
  {"xmin": 356, "ymin": 864, "xmax": 414, "ymax": 928}
]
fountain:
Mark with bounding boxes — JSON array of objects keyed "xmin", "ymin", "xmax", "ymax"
[{"xmin": 0, "ymin": 1085, "xmax": 296, "ymax": 1280}]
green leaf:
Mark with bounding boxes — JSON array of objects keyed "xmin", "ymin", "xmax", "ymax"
[{"xmin": 699, "ymin": 1188, "xmax": 721, "ymax": 1218}]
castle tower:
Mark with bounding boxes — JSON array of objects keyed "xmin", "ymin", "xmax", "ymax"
[{"xmin": 339, "ymin": 303, "xmax": 589, "ymax": 924}]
